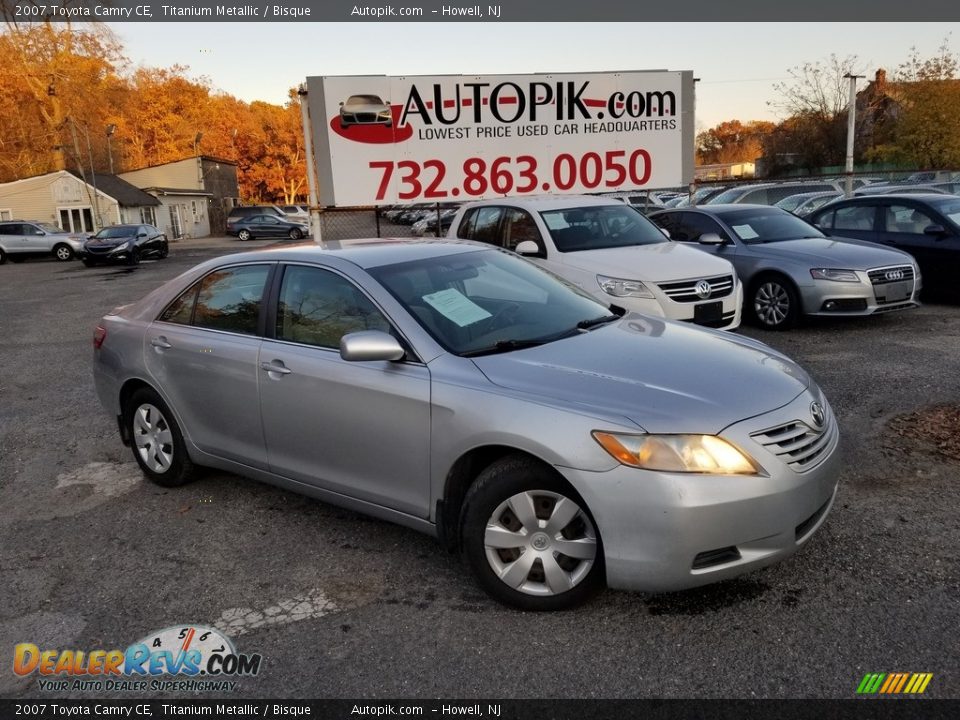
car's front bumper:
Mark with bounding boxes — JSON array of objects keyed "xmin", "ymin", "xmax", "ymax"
[
  {"xmin": 558, "ymin": 389, "xmax": 840, "ymax": 593},
  {"xmin": 801, "ymin": 264, "xmax": 921, "ymax": 317},
  {"xmin": 608, "ymin": 277, "xmax": 743, "ymax": 331},
  {"xmin": 80, "ymin": 245, "xmax": 133, "ymax": 262}
]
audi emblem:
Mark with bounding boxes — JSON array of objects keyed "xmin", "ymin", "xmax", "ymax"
[
  {"xmin": 885, "ymin": 269, "xmax": 904, "ymax": 282},
  {"xmin": 810, "ymin": 401, "xmax": 826, "ymax": 430},
  {"xmin": 694, "ymin": 280, "xmax": 712, "ymax": 299}
]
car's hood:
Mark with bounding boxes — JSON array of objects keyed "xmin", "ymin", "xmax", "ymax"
[
  {"xmin": 471, "ymin": 317, "xmax": 809, "ymax": 434},
  {"xmin": 344, "ymin": 103, "xmax": 388, "ymax": 113},
  {"xmin": 86, "ymin": 236, "xmax": 133, "ymax": 248},
  {"xmin": 748, "ymin": 237, "xmax": 913, "ymax": 268},
  {"xmin": 561, "ymin": 243, "xmax": 734, "ymax": 282}
]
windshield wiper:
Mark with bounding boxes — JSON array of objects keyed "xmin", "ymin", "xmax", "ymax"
[
  {"xmin": 460, "ymin": 338, "xmax": 548, "ymax": 357},
  {"xmin": 577, "ymin": 314, "xmax": 620, "ymax": 330}
]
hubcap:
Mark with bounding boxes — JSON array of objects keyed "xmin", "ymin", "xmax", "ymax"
[
  {"xmin": 56, "ymin": 247, "xmax": 70, "ymax": 260},
  {"xmin": 483, "ymin": 490, "xmax": 597, "ymax": 597},
  {"xmin": 754, "ymin": 282, "xmax": 790, "ymax": 326},
  {"xmin": 133, "ymin": 403, "xmax": 174, "ymax": 473}
]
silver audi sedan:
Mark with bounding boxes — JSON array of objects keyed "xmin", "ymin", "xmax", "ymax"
[
  {"xmin": 650, "ymin": 205, "xmax": 921, "ymax": 330},
  {"xmin": 93, "ymin": 240, "xmax": 840, "ymax": 610}
]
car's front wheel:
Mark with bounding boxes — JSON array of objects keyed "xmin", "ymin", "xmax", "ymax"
[
  {"xmin": 158, "ymin": 242, "xmax": 169, "ymax": 259},
  {"xmin": 461, "ymin": 455, "xmax": 602, "ymax": 610},
  {"xmin": 238, "ymin": 229, "xmax": 251, "ymax": 241},
  {"xmin": 289, "ymin": 228, "xmax": 303, "ymax": 240},
  {"xmin": 53, "ymin": 243, "xmax": 74, "ymax": 261},
  {"xmin": 126, "ymin": 388, "xmax": 198, "ymax": 487},
  {"xmin": 0, "ymin": 248, "xmax": 6, "ymax": 265},
  {"xmin": 127, "ymin": 248, "xmax": 140, "ymax": 266},
  {"xmin": 751, "ymin": 275, "xmax": 799, "ymax": 330}
]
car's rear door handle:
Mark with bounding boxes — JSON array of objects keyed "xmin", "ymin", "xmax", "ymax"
[
  {"xmin": 150, "ymin": 336, "xmax": 172, "ymax": 349},
  {"xmin": 260, "ymin": 361, "xmax": 292, "ymax": 375}
]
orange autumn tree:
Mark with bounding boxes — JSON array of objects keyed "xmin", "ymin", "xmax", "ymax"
[{"xmin": 0, "ymin": 23, "xmax": 307, "ymax": 203}]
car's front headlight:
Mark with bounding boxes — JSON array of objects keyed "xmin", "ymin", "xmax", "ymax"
[
  {"xmin": 597, "ymin": 275, "xmax": 655, "ymax": 299},
  {"xmin": 113, "ymin": 241, "xmax": 130, "ymax": 251},
  {"xmin": 592, "ymin": 431, "xmax": 761, "ymax": 475},
  {"xmin": 810, "ymin": 268, "xmax": 860, "ymax": 282}
]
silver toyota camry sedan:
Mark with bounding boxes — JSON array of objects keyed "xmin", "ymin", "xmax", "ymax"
[{"xmin": 93, "ymin": 240, "xmax": 840, "ymax": 610}]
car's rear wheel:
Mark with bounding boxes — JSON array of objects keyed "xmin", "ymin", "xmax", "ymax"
[
  {"xmin": 289, "ymin": 228, "xmax": 303, "ymax": 240},
  {"xmin": 53, "ymin": 243, "xmax": 74, "ymax": 261},
  {"xmin": 0, "ymin": 248, "xmax": 6, "ymax": 265},
  {"xmin": 238, "ymin": 229, "xmax": 251, "ymax": 241},
  {"xmin": 751, "ymin": 275, "xmax": 799, "ymax": 330},
  {"xmin": 158, "ymin": 242, "xmax": 169, "ymax": 259},
  {"xmin": 126, "ymin": 388, "xmax": 197, "ymax": 487},
  {"xmin": 461, "ymin": 455, "xmax": 602, "ymax": 610}
]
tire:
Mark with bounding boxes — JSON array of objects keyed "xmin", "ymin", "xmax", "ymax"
[
  {"xmin": 0, "ymin": 248, "xmax": 6, "ymax": 265},
  {"xmin": 82, "ymin": 258, "xmax": 97, "ymax": 268},
  {"xmin": 460, "ymin": 455, "xmax": 603, "ymax": 610},
  {"xmin": 238, "ymin": 229, "xmax": 251, "ymax": 241},
  {"xmin": 127, "ymin": 249, "xmax": 140, "ymax": 266},
  {"xmin": 750, "ymin": 275, "xmax": 800, "ymax": 330},
  {"xmin": 158, "ymin": 242, "xmax": 169, "ymax": 259},
  {"xmin": 288, "ymin": 228, "xmax": 303, "ymax": 240},
  {"xmin": 125, "ymin": 388, "xmax": 198, "ymax": 487},
  {"xmin": 53, "ymin": 243, "xmax": 74, "ymax": 261}
]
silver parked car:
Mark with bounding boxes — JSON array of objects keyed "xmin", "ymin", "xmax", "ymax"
[
  {"xmin": 93, "ymin": 240, "xmax": 839, "ymax": 609},
  {"xmin": 0, "ymin": 220, "xmax": 86, "ymax": 264},
  {"xmin": 649, "ymin": 205, "xmax": 921, "ymax": 330}
]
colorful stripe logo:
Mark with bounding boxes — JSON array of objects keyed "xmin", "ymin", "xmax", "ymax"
[{"xmin": 857, "ymin": 673, "xmax": 933, "ymax": 695}]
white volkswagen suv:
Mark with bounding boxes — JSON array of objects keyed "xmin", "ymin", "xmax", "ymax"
[{"xmin": 449, "ymin": 195, "xmax": 742, "ymax": 330}]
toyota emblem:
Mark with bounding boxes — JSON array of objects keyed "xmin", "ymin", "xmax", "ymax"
[
  {"xmin": 695, "ymin": 280, "xmax": 712, "ymax": 299},
  {"xmin": 810, "ymin": 401, "xmax": 826, "ymax": 430},
  {"xmin": 885, "ymin": 269, "xmax": 904, "ymax": 281}
]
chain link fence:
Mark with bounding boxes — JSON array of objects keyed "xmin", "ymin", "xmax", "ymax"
[{"xmin": 316, "ymin": 204, "xmax": 455, "ymax": 241}]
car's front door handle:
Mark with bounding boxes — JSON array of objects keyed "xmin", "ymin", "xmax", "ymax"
[
  {"xmin": 260, "ymin": 361, "xmax": 292, "ymax": 375},
  {"xmin": 150, "ymin": 337, "xmax": 172, "ymax": 349}
]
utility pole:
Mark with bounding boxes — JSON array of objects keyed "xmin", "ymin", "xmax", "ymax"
[
  {"xmin": 67, "ymin": 117, "xmax": 102, "ymax": 230},
  {"xmin": 106, "ymin": 124, "xmax": 116, "ymax": 174},
  {"xmin": 844, "ymin": 73, "xmax": 865, "ymax": 197}
]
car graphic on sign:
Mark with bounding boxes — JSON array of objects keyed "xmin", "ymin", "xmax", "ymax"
[{"xmin": 339, "ymin": 94, "xmax": 392, "ymax": 127}]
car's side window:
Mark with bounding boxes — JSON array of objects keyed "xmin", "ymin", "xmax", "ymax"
[
  {"xmin": 187, "ymin": 265, "xmax": 271, "ymax": 335},
  {"xmin": 500, "ymin": 208, "xmax": 542, "ymax": 251},
  {"xmin": 455, "ymin": 208, "xmax": 478, "ymax": 238},
  {"xmin": 670, "ymin": 212, "xmax": 725, "ymax": 242},
  {"xmin": 833, "ymin": 205, "xmax": 876, "ymax": 231},
  {"xmin": 470, "ymin": 207, "xmax": 504, "ymax": 246},
  {"xmin": 276, "ymin": 265, "xmax": 391, "ymax": 349},
  {"xmin": 811, "ymin": 210, "xmax": 833, "ymax": 230},
  {"xmin": 884, "ymin": 204, "xmax": 935, "ymax": 234}
]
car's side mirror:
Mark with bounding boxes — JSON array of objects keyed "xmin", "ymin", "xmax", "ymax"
[
  {"xmin": 923, "ymin": 224, "xmax": 947, "ymax": 237},
  {"xmin": 659, "ymin": 227, "xmax": 670, "ymax": 238},
  {"xmin": 339, "ymin": 101, "xmax": 344, "ymax": 106},
  {"xmin": 138, "ymin": 232, "xmax": 148, "ymax": 238},
  {"xmin": 35, "ymin": 230, "xmax": 45, "ymax": 236},
  {"xmin": 340, "ymin": 331, "xmax": 405, "ymax": 362},
  {"xmin": 514, "ymin": 240, "xmax": 541, "ymax": 256},
  {"xmin": 698, "ymin": 232, "xmax": 724, "ymax": 245}
]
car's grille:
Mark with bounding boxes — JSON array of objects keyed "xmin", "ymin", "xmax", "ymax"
[
  {"xmin": 356, "ymin": 113, "xmax": 378, "ymax": 123},
  {"xmin": 750, "ymin": 405, "xmax": 838, "ymax": 472},
  {"xmin": 868, "ymin": 265, "xmax": 914, "ymax": 285},
  {"xmin": 690, "ymin": 310, "xmax": 737, "ymax": 329},
  {"xmin": 658, "ymin": 274, "xmax": 735, "ymax": 303},
  {"xmin": 85, "ymin": 245, "xmax": 116, "ymax": 255}
]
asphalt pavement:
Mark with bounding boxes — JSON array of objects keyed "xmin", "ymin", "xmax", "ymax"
[{"xmin": 0, "ymin": 245, "xmax": 957, "ymax": 700}]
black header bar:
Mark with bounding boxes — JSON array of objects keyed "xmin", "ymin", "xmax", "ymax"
[{"xmin": 3, "ymin": 0, "xmax": 960, "ymax": 22}]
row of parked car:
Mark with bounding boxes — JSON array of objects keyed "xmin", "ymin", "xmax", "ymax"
[
  {"xmin": 0, "ymin": 220, "xmax": 169, "ymax": 266},
  {"xmin": 441, "ymin": 190, "xmax": 958, "ymax": 330}
]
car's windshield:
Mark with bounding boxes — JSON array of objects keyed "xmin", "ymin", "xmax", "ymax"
[
  {"xmin": 774, "ymin": 195, "xmax": 805, "ymax": 213},
  {"xmin": 347, "ymin": 95, "xmax": 383, "ymax": 105},
  {"xmin": 539, "ymin": 205, "xmax": 668, "ymax": 252},
  {"xmin": 369, "ymin": 249, "xmax": 613, "ymax": 356},
  {"xmin": 93, "ymin": 226, "xmax": 136, "ymax": 239},
  {"xmin": 34, "ymin": 222, "xmax": 63, "ymax": 233},
  {"xmin": 930, "ymin": 198, "xmax": 960, "ymax": 228},
  {"xmin": 721, "ymin": 208, "xmax": 826, "ymax": 243},
  {"xmin": 707, "ymin": 186, "xmax": 753, "ymax": 204}
]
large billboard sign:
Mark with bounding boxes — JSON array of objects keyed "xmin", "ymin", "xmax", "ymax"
[{"xmin": 306, "ymin": 71, "xmax": 695, "ymax": 206}]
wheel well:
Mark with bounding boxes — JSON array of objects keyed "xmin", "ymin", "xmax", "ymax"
[
  {"xmin": 52, "ymin": 242, "xmax": 70, "ymax": 250},
  {"xmin": 748, "ymin": 271, "xmax": 801, "ymax": 304},
  {"xmin": 118, "ymin": 378, "xmax": 156, "ymax": 442},
  {"xmin": 436, "ymin": 446, "xmax": 563, "ymax": 553}
]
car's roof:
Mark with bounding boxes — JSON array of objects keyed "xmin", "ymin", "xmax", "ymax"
[
  {"xmin": 658, "ymin": 203, "xmax": 784, "ymax": 215},
  {"xmin": 460, "ymin": 194, "xmax": 624, "ymax": 211},
  {"xmin": 828, "ymin": 193, "xmax": 952, "ymax": 203},
  {"xmin": 781, "ymin": 191, "xmax": 841, "ymax": 200},
  {"xmin": 210, "ymin": 238, "xmax": 486, "ymax": 269}
]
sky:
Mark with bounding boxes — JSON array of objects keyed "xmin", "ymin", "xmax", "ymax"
[{"xmin": 114, "ymin": 22, "xmax": 959, "ymax": 131}]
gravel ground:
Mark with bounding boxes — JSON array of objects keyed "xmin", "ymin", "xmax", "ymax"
[{"xmin": 0, "ymin": 247, "xmax": 957, "ymax": 700}]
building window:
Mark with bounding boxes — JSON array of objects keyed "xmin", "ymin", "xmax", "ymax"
[{"xmin": 140, "ymin": 207, "xmax": 157, "ymax": 226}]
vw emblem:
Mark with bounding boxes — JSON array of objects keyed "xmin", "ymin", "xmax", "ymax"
[
  {"xmin": 885, "ymin": 269, "xmax": 904, "ymax": 281},
  {"xmin": 694, "ymin": 280, "xmax": 712, "ymax": 299},
  {"xmin": 810, "ymin": 401, "xmax": 826, "ymax": 430}
]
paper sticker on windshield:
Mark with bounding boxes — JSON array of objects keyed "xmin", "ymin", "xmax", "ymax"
[
  {"xmin": 731, "ymin": 224, "xmax": 759, "ymax": 240},
  {"xmin": 422, "ymin": 288, "xmax": 492, "ymax": 327}
]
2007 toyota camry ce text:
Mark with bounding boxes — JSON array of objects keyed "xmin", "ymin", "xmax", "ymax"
[{"xmin": 92, "ymin": 239, "xmax": 840, "ymax": 610}]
